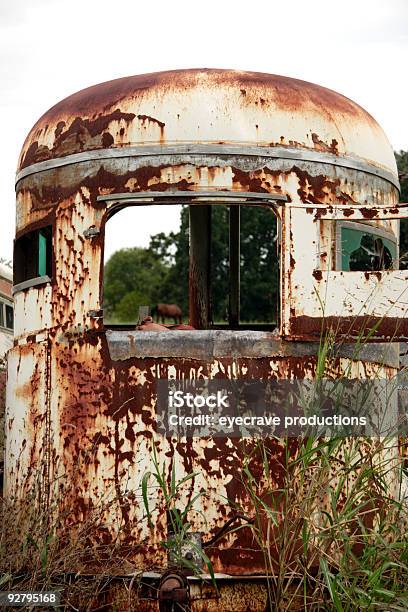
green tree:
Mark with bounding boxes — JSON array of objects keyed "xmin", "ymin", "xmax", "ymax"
[
  {"xmin": 149, "ymin": 206, "xmax": 190, "ymax": 317},
  {"xmin": 240, "ymin": 206, "xmax": 278, "ymax": 323},
  {"xmin": 148, "ymin": 205, "xmax": 278, "ymax": 324},
  {"xmin": 396, "ymin": 150, "xmax": 408, "ymax": 267},
  {"xmin": 103, "ymin": 247, "xmax": 168, "ymax": 322}
]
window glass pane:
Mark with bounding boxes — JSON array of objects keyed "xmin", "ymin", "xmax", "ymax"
[
  {"xmin": 0, "ymin": 302, "xmax": 4, "ymax": 327},
  {"xmin": 341, "ymin": 226, "xmax": 396, "ymax": 271},
  {"xmin": 38, "ymin": 231, "xmax": 47, "ymax": 276},
  {"xmin": 5, "ymin": 305, "xmax": 13, "ymax": 329}
]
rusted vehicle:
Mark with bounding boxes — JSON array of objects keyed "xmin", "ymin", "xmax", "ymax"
[{"xmin": 5, "ymin": 69, "xmax": 408, "ymax": 609}]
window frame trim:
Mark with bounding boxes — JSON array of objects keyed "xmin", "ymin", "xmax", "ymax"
[{"xmin": 12, "ymin": 275, "xmax": 52, "ymax": 295}]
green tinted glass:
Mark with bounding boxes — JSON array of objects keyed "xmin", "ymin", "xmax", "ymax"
[
  {"xmin": 341, "ymin": 226, "xmax": 397, "ymax": 271},
  {"xmin": 38, "ymin": 230, "xmax": 47, "ymax": 276}
]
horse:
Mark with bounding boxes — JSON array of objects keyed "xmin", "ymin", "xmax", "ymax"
[{"xmin": 151, "ymin": 303, "xmax": 182, "ymax": 324}]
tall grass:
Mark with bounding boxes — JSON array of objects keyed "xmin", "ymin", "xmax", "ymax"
[
  {"xmin": 232, "ymin": 324, "xmax": 408, "ymax": 610},
  {"xmin": 0, "ymin": 472, "xmax": 146, "ymax": 610},
  {"xmin": 138, "ymin": 328, "xmax": 408, "ymax": 609},
  {"xmin": 237, "ymin": 435, "xmax": 408, "ymax": 610}
]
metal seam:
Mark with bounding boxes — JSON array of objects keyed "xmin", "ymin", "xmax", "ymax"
[
  {"xmin": 15, "ymin": 144, "xmax": 400, "ymax": 190},
  {"xmin": 96, "ymin": 190, "xmax": 288, "ymax": 203}
]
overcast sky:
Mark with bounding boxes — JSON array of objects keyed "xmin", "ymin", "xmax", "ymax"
[{"xmin": 1, "ymin": 0, "xmax": 407, "ymax": 262}]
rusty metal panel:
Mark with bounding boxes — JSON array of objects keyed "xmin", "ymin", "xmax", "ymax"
[
  {"xmin": 52, "ymin": 191, "xmax": 103, "ymax": 331},
  {"xmin": 4, "ymin": 342, "xmax": 50, "ymax": 499},
  {"xmin": 190, "ymin": 581, "xmax": 269, "ymax": 611},
  {"xmin": 293, "ymin": 201, "xmax": 408, "ymax": 221},
  {"xmin": 15, "ymin": 153, "xmax": 399, "ymax": 217},
  {"xmin": 49, "ymin": 337, "xmax": 168, "ymax": 566},
  {"xmin": 13, "ymin": 286, "xmax": 53, "ymax": 338},
  {"xmin": 287, "ymin": 269, "xmax": 408, "ymax": 340}
]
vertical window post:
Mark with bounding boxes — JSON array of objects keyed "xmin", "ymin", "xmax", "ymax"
[
  {"xmin": 189, "ymin": 205, "xmax": 211, "ymax": 329},
  {"xmin": 229, "ymin": 205, "xmax": 240, "ymax": 328}
]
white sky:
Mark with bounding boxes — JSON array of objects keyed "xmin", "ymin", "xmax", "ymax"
[{"xmin": 1, "ymin": 0, "xmax": 407, "ymax": 262}]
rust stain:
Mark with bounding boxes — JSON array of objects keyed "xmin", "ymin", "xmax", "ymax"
[
  {"xmin": 311, "ymin": 132, "xmax": 339, "ymax": 155},
  {"xmin": 22, "ymin": 109, "xmax": 136, "ymax": 168},
  {"xmin": 289, "ymin": 314, "xmax": 408, "ymax": 341},
  {"xmin": 137, "ymin": 114, "xmax": 165, "ymax": 129}
]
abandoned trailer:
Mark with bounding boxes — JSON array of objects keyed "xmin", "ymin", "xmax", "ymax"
[{"xmin": 5, "ymin": 69, "xmax": 408, "ymax": 610}]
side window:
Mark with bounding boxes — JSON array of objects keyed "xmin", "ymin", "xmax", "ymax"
[
  {"xmin": 338, "ymin": 222, "xmax": 397, "ymax": 271},
  {"xmin": 5, "ymin": 304, "xmax": 13, "ymax": 330},
  {"xmin": 103, "ymin": 204, "xmax": 187, "ymax": 327},
  {"xmin": 14, "ymin": 226, "xmax": 52, "ymax": 287},
  {"xmin": 0, "ymin": 299, "xmax": 14, "ymax": 330}
]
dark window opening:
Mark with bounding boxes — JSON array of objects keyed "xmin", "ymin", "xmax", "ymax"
[
  {"xmin": 0, "ymin": 300, "xmax": 13, "ymax": 330},
  {"xmin": 5, "ymin": 304, "xmax": 13, "ymax": 330},
  {"xmin": 103, "ymin": 203, "xmax": 279, "ymax": 331},
  {"xmin": 14, "ymin": 226, "xmax": 52, "ymax": 286},
  {"xmin": 338, "ymin": 223, "xmax": 397, "ymax": 271}
]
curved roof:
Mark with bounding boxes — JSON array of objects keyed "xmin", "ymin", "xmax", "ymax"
[{"xmin": 18, "ymin": 68, "xmax": 398, "ymax": 180}]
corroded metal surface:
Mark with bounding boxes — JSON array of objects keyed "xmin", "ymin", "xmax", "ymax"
[
  {"xmin": 283, "ymin": 205, "xmax": 405, "ymax": 340},
  {"xmin": 17, "ymin": 69, "xmax": 397, "ymax": 179},
  {"xmin": 5, "ymin": 70, "xmax": 407, "ymax": 606},
  {"xmin": 105, "ymin": 329, "xmax": 400, "ymax": 366},
  {"xmin": 5, "ymin": 336, "xmax": 399, "ymax": 573}
]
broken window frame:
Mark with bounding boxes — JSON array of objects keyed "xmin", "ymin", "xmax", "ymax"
[
  {"xmin": 99, "ymin": 191, "xmax": 286, "ymax": 332},
  {"xmin": 13, "ymin": 225, "xmax": 53, "ymax": 294},
  {"xmin": 284, "ymin": 201, "xmax": 408, "ymax": 341}
]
